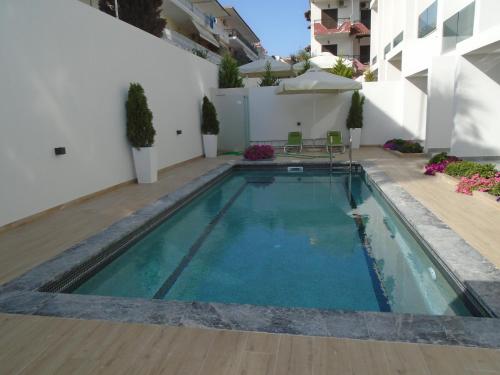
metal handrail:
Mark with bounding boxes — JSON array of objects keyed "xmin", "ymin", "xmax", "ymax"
[
  {"xmin": 313, "ymin": 18, "xmax": 351, "ymax": 29},
  {"xmin": 225, "ymin": 29, "xmax": 259, "ymax": 55}
]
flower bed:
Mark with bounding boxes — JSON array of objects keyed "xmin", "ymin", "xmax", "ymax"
[
  {"xmin": 244, "ymin": 145, "xmax": 275, "ymax": 161},
  {"xmin": 383, "ymin": 139, "xmax": 424, "ymax": 155},
  {"xmin": 424, "ymin": 152, "xmax": 461, "ymax": 175},
  {"xmin": 424, "ymin": 152, "xmax": 500, "ymax": 202}
]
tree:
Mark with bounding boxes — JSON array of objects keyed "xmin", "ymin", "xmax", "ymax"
[
  {"xmin": 219, "ymin": 53, "xmax": 243, "ymax": 88},
  {"xmin": 126, "ymin": 83, "xmax": 156, "ymax": 148},
  {"xmin": 346, "ymin": 90, "xmax": 366, "ymax": 129},
  {"xmin": 296, "ymin": 49, "xmax": 310, "ymax": 62},
  {"xmin": 201, "ymin": 96, "xmax": 219, "ymax": 135},
  {"xmin": 298, "ymin": 59, "xmax": 311, "ymax": 76},
  {"xmin": 259, "ymin": 61, "xmax": 280, "ymax": 87},
  {"xmin": 99, "ymin": 0, "xmax": 166, "ymax": 37},
  {"xmin": 364, "ymin": 69, "xmax": 377, "ymax": 82},
  {"xmin": 330, "ymin": 57, "xmax": 354, "ymax": 78}
]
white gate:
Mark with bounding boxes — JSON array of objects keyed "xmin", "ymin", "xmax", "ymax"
[{"xmin": 212, "ymin": 90, "xmax": 249, "ymax": 152}]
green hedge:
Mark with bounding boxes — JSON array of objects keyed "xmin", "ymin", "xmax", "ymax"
[{"xmin": 444, "ymin": 161, "xmax": 497, "ymax": 178}]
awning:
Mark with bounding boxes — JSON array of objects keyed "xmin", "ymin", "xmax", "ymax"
[
  {"xmin": 192, "ymin": 20, "xmax": 220, "ymax": 48},
  {"xmin": 275, "ymin": 68, "xmax": 361, "ymax": 95},
  {"xmin": 239, "ymin": 58, "xmax": 292, "ymax": 78}
]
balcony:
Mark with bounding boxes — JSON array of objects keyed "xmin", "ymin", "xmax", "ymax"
[
  {"xmin": 226, "ymin": 29, "xmax": 259, "ymax": 57},
  {"xmin": 313, "ymin": 19, "xmax": 370, "ymax": 38},
  {"xmin": 162, "ymin": 28, "xmax": 222, "ymax": 64},
  {"xmin": 165, "ymin": 0, "xmax": 228, "ymax": 43}
]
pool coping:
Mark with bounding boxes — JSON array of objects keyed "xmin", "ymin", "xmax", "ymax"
[{"xmin": 1, "ymin": 159, "xmax": 500, "ymax": 348}]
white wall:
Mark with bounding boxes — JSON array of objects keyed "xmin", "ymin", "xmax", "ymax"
[
  {"xmin": 221, "ymin": 82, "xmax": 410, "ymax": 147},
  {"xmin": 425, "ymin": 56, "xmax": 457, "ymax": 152},
  {"xmin": 248, "ymin": 87, "xmax": 352, "ymax": 142},
  {"xmin": 452, "ymin": 55, "xmax": 500, "ymax": 157},
  {"xmin": 0, "ymin": 0, "xmax": 218, "ymax": 227}
]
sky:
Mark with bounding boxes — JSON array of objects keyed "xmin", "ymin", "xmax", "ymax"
[{"xmin": 223, "ymin": 0, "xmax": 310, "ymax": 57}]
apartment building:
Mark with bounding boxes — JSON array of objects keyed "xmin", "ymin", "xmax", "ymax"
[
  {"xmin": 78, "ymin": 0, "xmax": 264, "ymax": 64},
  {"xmin": 370, "ymin": 0, "xmax": 500, "ymax": 158},
  {"xmin": 309, "ymin": 0, "xmax": 371, "ymax": 65}
]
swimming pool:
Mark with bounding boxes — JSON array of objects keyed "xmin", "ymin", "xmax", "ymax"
[{"xmin": 71, "ymin": 169, "xmax": 476, "ymax": 316}]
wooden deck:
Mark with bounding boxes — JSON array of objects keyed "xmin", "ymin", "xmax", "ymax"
[
  {"xmin": 1, "ymin": 147, "xmax": 499, "ymax": 374},
  {"xmin": 1, "ymin": 313, "xmax": 500, "ymax": 375}
]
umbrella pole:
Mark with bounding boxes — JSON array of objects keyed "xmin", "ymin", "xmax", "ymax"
[{"xmin": 349, "ymin": 129, "xmax": 353, "ymax": 172}]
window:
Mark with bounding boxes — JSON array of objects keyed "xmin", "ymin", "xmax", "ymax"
[
  {"xmin": 384, "ymin": 43, "xmax": 391, "ymax": 57},
  {"xmin": 322, "ymin": 9, "xmax": 339, "ymax": 29},
  {"xmin": 322, "ymin": 44, "xmax": 338, "ymax": 55},
  {"xmin": 418, "ymin": 1, "xmax": 438, "ymax": 38},
  {"xmin": 443, "ymin": 1, "xmax": 475, "ymax": 50},
  {"xmin": 393, "ymin": 31, "xmax": 404, "ymax": 48},
  {"xmin": 360, "ymin": 9, "xmax": 371, "ymax": 29},
  {"xmin": 360, "ymin": 46, "xmax": 370, "ymax": 64}
]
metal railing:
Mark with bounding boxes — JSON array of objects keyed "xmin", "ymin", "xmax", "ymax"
[
  {"xmin": 226, "ymin": 29, "xmax": 259, "ymax": 55},
  {"xmin": 162, "ymin": 29, "xmax": 222, "ymax": 64},
  {"xmin": 170, "ymin": 0, "xmax": 229, "ymax": 42},
  {"xmin": 313, "ymin": 18, "xmax": 351, "ymax": 31}
]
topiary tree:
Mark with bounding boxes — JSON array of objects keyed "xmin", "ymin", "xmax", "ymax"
[
  {"xmin": 330, "ymin": 57, "xmax": 354, "ymax": 78},
  {"xmin": 364, "ymin": 69, "xmax": 377, "ymax": 82},
  {"xmin": 259, "ymin": 61, "xmax": 280, "ymax": 87},
  {"xmin": 201, "ymin": 96, "xmax": 219, "ymax": 135},
  {"xmin": 99, "ymin": 0, "xmax": 166, "ymax": 37},
  {"xmin": 346, "ymin": 90, "xmax": 366, "ymax": 129},
  {"xmin": 219, "ymin": 53, "xmax": 243, "ymax": 88},
  {"xmin": 126, "ymin": 83, "xmax": 156, "ymax": 148}
]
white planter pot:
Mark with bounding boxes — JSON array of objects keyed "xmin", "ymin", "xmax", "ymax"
[
  {"xmin": 132, "ymin": 147, "xmax": 158, "ymax": 184},
  {"xmin": 202, "ymin": 134, "xmax": 218, "ymax": 158},
  {"xmin": 349, "ymin": 128, "xmax": 362, "ymax": 149}
]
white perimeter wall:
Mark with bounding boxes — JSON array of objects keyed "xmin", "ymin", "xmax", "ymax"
[
  {"xmin": 241, "ymin": 81, "xmax": 418, "ymax": 147},
  {"xmin": 0, "ymin": 0, "xmax": 218, "ymax": 227},
  {"xmin": 452, "ymin": 54, "xmax": 500, "ymax": 157}
]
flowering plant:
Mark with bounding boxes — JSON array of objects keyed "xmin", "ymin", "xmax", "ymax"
[
  {"xmin": 456, "ymin": 172, "xmax": 500, "ymax": 196},
  {"xmin": 424, "ymin": 156, "xmax": 461, "ymax": 176},
  {"xmin": 383, "ymin": 139, "xmax": 423, "ymax": 153},
  {"xmin": 244, "ymin": 145, "xmax": 275, "ymax": 161}
]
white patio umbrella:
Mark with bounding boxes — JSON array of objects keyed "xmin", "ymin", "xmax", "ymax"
[
  {"xmin": 293, "ymin": 52, "xmax": 353, "ymax": 72},
  {"xmin": 275, "ymin": 68, "xmax": 362, "ymax": 168},
  {"xmin": 275, "ymin": 68, "xmax": 361, "ymax": 95},
  {"xmin": 239, "ymin": 58, "xmax": 293, "ymax": 78}
]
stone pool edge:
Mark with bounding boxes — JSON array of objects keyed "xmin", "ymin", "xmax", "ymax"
[{"xmin": 0, "ymin": 159, "xmax": 499, "ymax": 348}]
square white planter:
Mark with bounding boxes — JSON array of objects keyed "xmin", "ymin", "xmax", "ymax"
[
  {"xmin": 349, "ymin": 128, "xmax": 362, "ymax": 149},
  {"xmin": 202, "ymin": 134, "xmax": 218, "ymax": 158},
  {"xmin": 132, "ymin": 147, "xmax": 158, "ymax": 184}
]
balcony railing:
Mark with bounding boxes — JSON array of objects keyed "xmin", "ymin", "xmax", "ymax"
[
  {"xmin": 162, "ymin": 28, "xmax": 222, "ymax": 64},
  {"xmin": 226, "ymin": 29, "xmax": 259, "ymax": 55},
  {"xmin": 170, "ymin": 0, "xmax": 228, "ymax": 41},
  {"xmin": 443, "ymin": 1, "xmax": 475, "ymax": 51},
  {"xmin": 313, "ymin": 18, "xmax": 351, "ymax": 35}
]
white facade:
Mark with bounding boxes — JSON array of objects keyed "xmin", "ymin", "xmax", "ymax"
[
  {"xmin": 310, "ymin": 0, "xmax": 371, "ymax": 64},
  {"xmin": 78, "ymin": 0, "xmax": 263, "ymax": 63},
  {"xmin": 0, "ymin": 0, "xmax": 218, "ymax": 227},
  {"xmin": 371, "ymin": 0, "xmax": 500, "ymax": 157}
]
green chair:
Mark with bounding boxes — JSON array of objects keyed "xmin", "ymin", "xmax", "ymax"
[
  {"xmin": 283, "ymin": 131, "xmax": 303, "ymax": 153},
  {"xmin": 326, "ymin": 131, "xmax": 345, "ymax": 153}
]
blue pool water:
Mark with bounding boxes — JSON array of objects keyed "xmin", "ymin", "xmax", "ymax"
[{"xmin": 74, "ymin": 170, "xmax": 473, "ymax": 316}]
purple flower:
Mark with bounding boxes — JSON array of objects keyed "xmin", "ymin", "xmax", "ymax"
[{"xmin": 244, "ymin": 145, "xmax": 274, "ymax": 161}]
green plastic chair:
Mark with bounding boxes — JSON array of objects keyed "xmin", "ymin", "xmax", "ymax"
[
  {"xmin": 283, "ymin": 131, "xmax": 303, "ymax": 153},
  {"xmin": 326, "ymin": 131, "xmax": 345, "ymax": 153}
]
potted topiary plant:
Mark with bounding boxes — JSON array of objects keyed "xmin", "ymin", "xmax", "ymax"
[
  {"xmin": 126, "ymin": 83, "xmax": 157, "ymax": 183},
  {"xmin": 201, "ymin": 96, "xmax": 219, "ymax": 158},
  {"xmin": 346, "ymin": 90, "xmax": 365, "ymax": 150}
]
